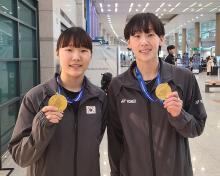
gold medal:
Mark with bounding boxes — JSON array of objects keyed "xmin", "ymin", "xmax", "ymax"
[
  {"xmin": 155, "ymin": 83, "xmax": 172, "ymax": 100},
  {"xmin": 48, "ymin": 94, "xmax": 67, "ymax": 112}
]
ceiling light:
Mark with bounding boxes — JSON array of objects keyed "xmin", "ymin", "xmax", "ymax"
[
  {"xmin": 169, "ymin": 8, "xmax": 175, "ymax": 12},
  {"xmin": 129, "ymin": 8, "xmax": 132, "ymax": 13},
  {"xmin": 175, "ymin": 2, "xmax": 181, "ymax": 8},
  {"xmin": 200, "ymin": 14, "xmax": 204, "ymax": 16},
  {"xmin": 160, "ymin": 2, "xmax": 165, "ymax": 8},
  {"xmin": 198, "ymin": 4, "xmax": 202, "ymax": 7},
  {"xmin": 182, "ymin": 8, "xmax": 189, "ymax": 12},
  {"xmin": 196, "ymin": 8, "xmax": 203, "ymax": 12},
  {"xmin": 115, "ymin": 8, "xmax": 117, "ymax": 12},
  {"xmin": 190, "ymin": 3, "xmax": 197, "ymax": 7},
  {"xmin": 130, "ymin": 3, "xmax": 134, "ymax": 8},
  {"xmin": 209, "ymin": 7, "xmax": 217, "ymax": 12},
  {"xmin": 115, "ymin": 3, "xmax": 118, "ymax": 7},
  {"xmin": 107, "ymin": 4, "xmax": 111, "ymax": 7},
  {"xmin": 137, "ymin": 4, "xmax": 141, "ymax": 7},
  {"xmin": 142, "ymin": 3, "xmax": 149, "ymax": 12},
  {"xmin": 161, "ymin": 13, "xmax": 164, "ymax": 16},
  {"xmin": 99, "ymin": 3, "xmax": 103, "ymax": 8},
  {"xmin": 204, "ymin": 3, "xmax": 213, "ymax": 7},
  {"xmin": 163, "ymin": 9, "xmax": 167, "ymax": 12},
  {"xmin": 168, "ymin": 4, "xmax": 172, "ymax": 7},
  {"xmin": 136, "ymin": 9, "xmax": 139, "ymax": 12},
  {"xmin": 145, "ymin": 3, "xmax": 149, "ymax": 8},
  {"xmin": 191, "ymin": 8, "xmax": 194, "ymax": 12},
  {"xmin": 101, "ymin": 9, "xmax": 103, "ymax": 12},
  {"xmin": 108, "ymin": 9, "xmax": 111, "ymax": 12},
  {"xmin": 155, "ymin": 8, "xmax": 160, "ymax": 12},
  {"xmin": 196, "ymin": 16, "xmax": 199, "ymax": 19}
]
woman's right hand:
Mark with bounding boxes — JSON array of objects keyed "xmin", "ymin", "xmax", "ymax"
[{"xmin": 41, "ymin": 106, "xmax": 64, "ymax": 123}]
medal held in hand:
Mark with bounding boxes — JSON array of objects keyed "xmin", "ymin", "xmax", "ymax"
[
  {"xmin": 48, "ymin": 94, "xmax": 68, "ymax": 112},
  {"xmin": 155, "ymin": 83, "xmax": 172, "ymax": 100}
]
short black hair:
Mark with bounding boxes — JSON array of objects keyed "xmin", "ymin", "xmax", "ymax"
[
  {"xmin": 167, "ymin": 45, "xmax": 175, "ymax": 52},
  {"xmin": 56, "ymin": 27, "xmax": 92, "ymax": 53},
  {"xmin": 124, "ymin": 13, "xmax": 165, "ymax": 40}
]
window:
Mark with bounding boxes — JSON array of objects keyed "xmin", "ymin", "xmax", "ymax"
[
  {"xmin": 0, "ymin": 102, "xmax": 19, "ymax": 156},
  {"xmin": 0, "ymin": 62, "xmax": 18, "ymax": 104},
  {"xmin": 0, "ymin": 0, "xmax": 39, "ymax": 156},
  {"xmin": 0, "ymin": 0, "xmax": 16, "ymax": 17},
  {"xmin": 18, "ymin": 1, "xmax": 36, "ymax": 26},
  {"xmin": 0, "ymin": 15, "xmax": 18, "ymax": 59},
  {"xmin": 19, "ymin": 25, "xmax": 36, "ymax": 58},
  {"xmin": 23, "ymin": 0, "xmax": 36, "ymax": 7},
  {"xmin": 20, "ymin": 61, "xmax": 37, "ymax": 94}
]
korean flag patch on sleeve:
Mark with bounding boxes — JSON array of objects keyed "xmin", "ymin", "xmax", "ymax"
[{"xmin": 86, "ymin": 106, "xmax": 96, "ymax": 114}]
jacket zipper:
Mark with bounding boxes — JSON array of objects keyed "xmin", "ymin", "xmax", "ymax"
[
  {"xmin": 74, "ymin": 110, "xmax": 78, "ymax": 176},
  {"xmin": 145, "ymin": 99, "xmax": 156, "ymax": 176}
]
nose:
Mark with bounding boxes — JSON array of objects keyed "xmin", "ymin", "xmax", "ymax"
[
  {"xmin": 140, "ymin": 35, "xmax": 149, "ymax": 45},
  {"xmin": 71, "ymin": 50, "xmax": 80, "ymax": 61}
]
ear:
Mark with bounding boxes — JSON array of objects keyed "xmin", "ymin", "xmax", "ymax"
[
  {"xmin": 159, "ymin": 36, "xmax": 165, "ymax": 47},
  {"xmin": 56, "ymin": 50, "xmax": 59, "ymax": 56},
  {"xmin": 127, "ymin": 39, "xmax": 131, "ymax": 50}
]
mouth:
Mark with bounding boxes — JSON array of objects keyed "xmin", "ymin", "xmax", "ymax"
[
  {"xmin": 69, "ymin": 64, "xmax": 82, "ymax": 68},
  {"xmin": 139, "ymin": 49, "xmax": 152, "ymax": 54}
]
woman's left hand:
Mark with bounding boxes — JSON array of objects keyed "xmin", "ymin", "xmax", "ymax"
[{"xmin": 163, "ymin": 91, "xmax": 183, "ymax": 118}]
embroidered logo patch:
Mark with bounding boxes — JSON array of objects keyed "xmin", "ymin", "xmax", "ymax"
[
  {"xmin": 86, "ymin": 106, "xmax": 96, "ymax": 114},
  {"xmin": 121, "ymin": 99, "xmax": 136, "ymax": 104}
]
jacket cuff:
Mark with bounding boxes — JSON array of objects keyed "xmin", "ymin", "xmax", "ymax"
[
  {"xmin": 35, "ymin": 111, "xmax": 54, "ymax": 127},
  {"xmin": 168, "ymin": 109, "xmax": 192, "ymax": 130}
]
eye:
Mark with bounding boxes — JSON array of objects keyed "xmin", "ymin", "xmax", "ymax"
[
  {"xmin": 65, "ymin": 48, "xmax": 72, "ymax": 52},
  {"xmin": 134, "ymin": 34, "xmax": 140, "ymax": 38},
  {"xmin": 81, "ymin": 48, "xmax": 89, "ymax": 53},
  {"xmin": 148, "ymin": 33, "xmax": 155, "ymax": 37}
]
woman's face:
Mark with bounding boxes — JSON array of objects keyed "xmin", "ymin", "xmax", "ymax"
[
  {"xmin": 58, "ymin": 45, "xmax": 92, "ymax": 79},
  {"xmin": 127, "ymin": 27, "xmax": 164, "ymax": 63}
]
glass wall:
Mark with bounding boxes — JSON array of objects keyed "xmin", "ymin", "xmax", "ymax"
[
  {"xmin": 201, "ymin": 20, "xmax": 216, "ymax": 40},
  {"xmin": 0, "ymin": 0, "xmax": 39, "ymax": 156}
]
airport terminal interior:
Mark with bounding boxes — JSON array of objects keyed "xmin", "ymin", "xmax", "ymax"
[{"xmin": 0, "ymin": 0, "xmax": 220, "ymax": 175}]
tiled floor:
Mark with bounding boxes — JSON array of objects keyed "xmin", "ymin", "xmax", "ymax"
[{"xmin": 1, "ymin": 71, "xmax": 220, "ymax": 176}]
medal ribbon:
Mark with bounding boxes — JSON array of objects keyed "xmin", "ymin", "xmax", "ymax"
[
  {"xmin": 56, "ymin": 76, "xmax": 84, "ymax": 104},
  {"xmin": 135, "ymin": 66, "xmax": 162, "ymax": 104}
]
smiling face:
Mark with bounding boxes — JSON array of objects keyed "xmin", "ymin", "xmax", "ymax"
[
  {"xmin": 127, "ymin": 28, "xmax": 164, "ymax": 63},
  {"xmin": 58, "ymin": 45, "xmax": 91, "ymax": 79},
  {"xmin": 56, "ymin": 27, "xmax": 92, "ymax": 79},
  {"xmin": 124, "ymin": 13, "xmax": 165, "ymax": 63}
]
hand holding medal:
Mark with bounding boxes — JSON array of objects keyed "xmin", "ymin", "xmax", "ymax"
[
  {"xmin": 156, "ymin": 84, "xmax": 183, "ymax": 117},
  {"xmin": 41, "ymin": 94, "xmax": 67, "ymax": 124}
]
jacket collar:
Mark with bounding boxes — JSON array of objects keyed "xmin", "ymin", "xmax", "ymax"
[
  {"xmin": 119, "ymin": 59, "xmax": 174, "ymax": 91},
  {"xmin": 44, "ymin": 73, "xmax": 103, "ymax": 103}
]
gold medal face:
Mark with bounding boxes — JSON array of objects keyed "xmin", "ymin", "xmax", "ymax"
[
  {"xmin": 155, "ymin": 83, "xmax": 172, "ymax": 100},
  {"xmin": 48, "ymin": 94, "xmax": 67, "ymax": 112}
]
